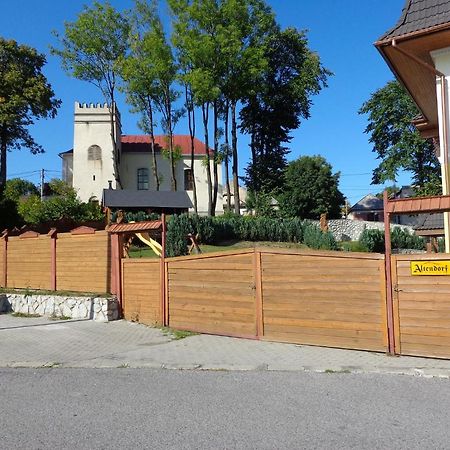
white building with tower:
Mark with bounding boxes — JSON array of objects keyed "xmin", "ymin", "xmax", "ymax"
[{"xmin": 60, "ymin": 102, "xmax": 223, "ymax": 215}]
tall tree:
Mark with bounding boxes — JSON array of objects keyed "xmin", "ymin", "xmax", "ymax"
[
  {"xmin": 169, "ymin": 0, "xmax": 222, "ymax": 213},
  {"xmin": 0, "ymin": 38, "xmax": 60, "ymax": 195},
  {"xmin": 359, "ymin": 80, "xmax": 441, "ymax": 195},
  {"xmin": 121, "ymin": 0, "xmax": 177, "ymax": 191},
  {"xmin": 51, "ymin": 1, "xmax": 130, "ymax": 189},
  {"xmin": 220, "ymin": 0, "xmax": 276, "ymax": 214},
  {"xmin": 241, "ymin": 27, "xmax": 330, "ymax": 197},
  {"xmin": 279, "ymin": 155, "xmax": 345, "ymax": 219}
]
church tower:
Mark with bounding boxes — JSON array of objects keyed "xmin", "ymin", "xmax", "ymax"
[{"xmin": 72, "ymin": 102, "xmax": 121, "ymax": 202}]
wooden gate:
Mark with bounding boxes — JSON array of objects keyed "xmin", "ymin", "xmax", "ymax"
[{"xmin": 392, "ymin": 254, "xmax": 450, "ymax": 359}]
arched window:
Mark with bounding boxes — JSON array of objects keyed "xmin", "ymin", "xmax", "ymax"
[
  {"xmin": 87, "ymin": 145, "xmax": 102, "ymax": 161},
  {"xmin": 137, "ymin": 168, "xmax": 149, "ymax": 190}
]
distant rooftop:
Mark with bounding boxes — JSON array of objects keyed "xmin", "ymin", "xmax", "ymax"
[{"xmin": 350, "ymin": 194, "xmax": 384, "ymax": 212}]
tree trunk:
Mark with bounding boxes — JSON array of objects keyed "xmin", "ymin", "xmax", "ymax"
[
  {"xmin": 109, "ymin": 96, "xmax": 122, "ymax": 189},
  {"xmin": 166, "ymin": 89, "xmax": 177, "ymax": 191},
  {"xmin": 186, "ymin": 85, "xmax": 198, "ymax": 214},
  {"xmin": 211, "ymin": 100, "xmax": 219, "ymax": 216},
  {"xmin": 147, "ymin": 97, "xmax": 160, "ymax": 191},
  {"xmin": 231, "ymin": 102, "xmax": 240, "ymax": 215},
  {"xmin": 224, "ymin": 104, "xmax": 231, "ymax": 212},
  {"xmin": 202, "ymin": 103, "xmax": 213, "ymax": 216}
]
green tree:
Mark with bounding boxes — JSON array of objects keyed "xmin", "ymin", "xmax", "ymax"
[
  {"xmin": 0, "ymin": 38, "xmax": 60, "ymax": 195},
  {"xmin": 241, "ymin": 27, "xmax": 330, "ymax": 197},
  {"xmin": 359, "ymin": 80, "xmax": 441, "ymax": 195},
  {"xmin": 279, "ymin": 155, "xmax": 345, "ymax": 219},
  {"xmin": 4, "ymin": 178, "xmax": 39, "ymax": 203},
  {"xmin": 18, "ymin": 179, "xmax": 103, "ymax": 225},
  {"xmin": 51, "ymin": 1, "xmax": 130, "ymax": 189}
]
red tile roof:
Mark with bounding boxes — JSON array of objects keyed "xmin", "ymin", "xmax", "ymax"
[
  {"xmin": 121, "ymin": 135, "xmax": 211, "ymax": 155},
  {"xmin": 108, "ymin": 221, "xmax": 162, "ymax": 233}
]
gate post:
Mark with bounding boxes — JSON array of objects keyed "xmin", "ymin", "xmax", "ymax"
[
  {"xmin": 383, "ymin": 191, "xmax": 396, "ymax": 354},
  {"xmin": 160, "ymin": 213, "xmax": 167, "ymax": 326},
  {"xmin": 48, "ymin": 228, "xmax": 57, "ymax": 291},
  {"xmin": 1, "ymin": 230, "xmax": 7, "ymax": 288},
  {"xmin": 110, "ymin": 233, "xmax": 122, "ymax": 313},
  {"xmin": 253, "ymin": 249, "xmax": 264, "ymax": 339}
]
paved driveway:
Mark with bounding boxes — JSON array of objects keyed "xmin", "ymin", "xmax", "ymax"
[{"xmin": 3, "ymin": 313, "xmax": 450, "ymax": 377}]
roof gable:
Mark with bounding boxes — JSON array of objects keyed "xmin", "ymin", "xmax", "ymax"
[{"xmin": 350, "ymin": 194, "xmax": 384, "ymax": 212}]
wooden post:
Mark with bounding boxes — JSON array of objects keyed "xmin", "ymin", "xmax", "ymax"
[
  {"xmin": 48, "ymin": 228, "xmax": 57, "ymax": 291},
  {"xmin": 110, "ymin": 233, "xmax": 122, "ymax": 313},
  {"xmin": 160, "ymin": 213, "xmax": 167, "ymax": 326},
  {"xmin": 1, "ymin": 231, "xmax": 7, "ymax": 288},
  {"xmin": 383, "ymin": 191, "xmax": 395, "ymax": 355},
  {"xmin": 254, "ymin": 249, "xmax": 264, "ymax": 339}
]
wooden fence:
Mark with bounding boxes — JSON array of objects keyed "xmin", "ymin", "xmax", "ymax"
[
  {"xmin": 122, "ymin": 248, "xmax": 388, "ymax": 352},
  {"xmin": 0, "ymin": 228, "xmax": 111, "ymax": 293},
  {"xmin": 392, "ymin": 254, "xmax": 450, "ymax": 359}
]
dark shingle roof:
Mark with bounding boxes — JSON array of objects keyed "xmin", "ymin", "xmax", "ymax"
[
  {"xmin": 102, "ymin": 189, "xmax": 193, "ymax": 209},
  {"xmin": 380, "ymin": 0, "xmax": 450, "ymax": 41},
  {"xmin": 350, "ymin": 194, "xmax": 384, "ymax": 212},
  {"xmin": 414, "ymin": 213, "xmax": 444, "ymax": 230}
]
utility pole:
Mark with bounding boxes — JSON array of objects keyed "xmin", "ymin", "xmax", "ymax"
[{"xmin": 40, "ymin": 168, "xmax": 45, "ymax": 201}]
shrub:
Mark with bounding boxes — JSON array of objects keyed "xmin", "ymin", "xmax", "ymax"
[
  {"xmin": 358, "ymin": 229, "xmax": 385, "ymax": 253},
  {"xmin": 359, "ymin": 227, "xmax": 425, "ymax": 253},
  {"xmin": 302, "ymin": 222, "xmax": 338, "ymax": 250}
]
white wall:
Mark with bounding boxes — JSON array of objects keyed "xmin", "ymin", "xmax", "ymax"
[
  {"xmin": 72, "ymin": 102, "xmax": 120, "ymax": 202},
  {"xmin": 120, "ymin": 152, "xmax": 223, "ymax": 214}
]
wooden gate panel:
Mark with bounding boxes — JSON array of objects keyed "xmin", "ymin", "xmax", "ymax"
[
  {"xmin": 122, "ymin": 259, "xmax": 160, "ymax": 325},
  {"xmin": 394, "ymin": 255, "xmax": 450, "ymax": 359},
  {"xmin": 261, "ymin": 252, "xmax": 387, "ymax": 352}
]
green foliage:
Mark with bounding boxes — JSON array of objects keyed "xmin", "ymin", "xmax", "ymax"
[
  {"xmin": 279, "ymin": 155, "xmax": 345, "ymax": 219},
  {"xmin": 165, "ymin": 214, "xmax": 335, "ymax": 257},
  {"xmin": 111, "ymin": 210, "xmax": 160, "ymax": 223},
  {"xmin": 4, "ymin": 178, "xmax": 39, "ymax": 203},
  {"xmin": 242, "ymin": 27, "xmax": 331, "ymax": 194},
  {"xmin": 0, "ymin": 198, "xmax": 23, "ymax": 230},
  {"xmin": 391, "ymin": 227, "xmax": 425, "ymax": 251},
  {"xmin": 358, "ymin": 228, "xmax": 425, "ymax": 253},
  {"xmin": 51, "ymin": 1, "xmax": 129, "ymax": 101},
  {"xmin": 358, "ymin": 229, "xmax": 385, "ymax": 253},
  {"xmin": 245, "ymin": 190, "xmax": 279, "ymax": 217},
  {"xmin": 302, "ymin": 222, "xmax": 338, "ymax": 251},
  {"xmin": 340, "ymin": 241, "xmax": 369, "ymax": 253},
  {"xmin": 359, "ymin": 80, "xmax": 441, "ymax": 192},
  {"xmin": 0, "ymin": 38, "xmax": 60, "ymax": 192},
  {"xmin": 17, "ymin": 179, "xmax": 103, "ymax": 225}
]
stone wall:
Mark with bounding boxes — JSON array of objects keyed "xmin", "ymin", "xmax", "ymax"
[
  {"xmin": 313, "ymin": 219, "xmax": 414, "ymax": 242},
  {"xmin": 0, "ymin": 293, "xmax": 119, "ymax": 322}
]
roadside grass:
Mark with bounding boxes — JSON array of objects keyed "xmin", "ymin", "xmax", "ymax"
[
  {"xmin": 160, "ymin": 326, "xmax": 198, "ymax": 340},
  {"xmin": 49, "ymin": 314, "xmax": 71, "ymax": 321},
  {"xmin": 11, "ymin": 312, "xmax": 41, "ymax": 318}
]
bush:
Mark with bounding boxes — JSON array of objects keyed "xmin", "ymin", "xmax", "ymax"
[
  {"xmin": 358, "ymin": 227, "xmax": 425, "ymax": 253},
  {"xmin": 302, "ymin": 222, "xmax": 338, "ymax": 250},
  {"xmin": 165, "ymin": 214, "xmax": 333, "ymax": 257}
]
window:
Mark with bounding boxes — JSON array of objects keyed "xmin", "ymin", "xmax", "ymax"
[
  {"xmin": 87, "ymin": 145, "xmax": 102, "ymax": 161},
  {"xmin": 137, "ymin": 168, "xmax": 149, "ymax": 190},
  {"xmin": 184, "ymin": 169, "xmax": 194, "ymax": 191}
]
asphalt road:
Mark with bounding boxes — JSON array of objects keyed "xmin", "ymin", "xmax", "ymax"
[{"xmin": 1, "ymin": 369, "xmax": 449, "ymax": 449}]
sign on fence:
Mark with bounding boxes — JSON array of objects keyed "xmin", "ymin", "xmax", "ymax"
[{"xmin": 410, "ymin": 260, "xmax": 450, "ymax": 275}]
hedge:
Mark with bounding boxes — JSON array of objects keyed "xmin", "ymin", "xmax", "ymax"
[
  {"xmin": 358, "ymin": 228, "xmax": 425, "ymax": 253},
  {"xmin": 166, "ymin": 214, "xmax": 337, "ymax": 257}
]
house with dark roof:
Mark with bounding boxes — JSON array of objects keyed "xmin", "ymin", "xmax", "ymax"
[
  {"xmin": 348, "ymin": 194, "xmax": 384, "ymax": 222},
  {"xmin": 376, "ymin": 0, "xmax": 450, "ymax": 249},
  {"xmin": 59, "ymin": 102, "xmax": 222, "ymax": 215}
]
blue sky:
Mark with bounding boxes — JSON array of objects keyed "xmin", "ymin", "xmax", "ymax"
[{"xmin": 1, "ymin": 0, "xmax": 406, "ymax": 205}]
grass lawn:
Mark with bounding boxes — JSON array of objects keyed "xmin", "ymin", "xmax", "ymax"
[{"xmin": 128, "ymin": 240, "xmax": 309, "ymax": 258}]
